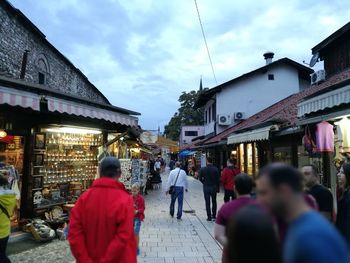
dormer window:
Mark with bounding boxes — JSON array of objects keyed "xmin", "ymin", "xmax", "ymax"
[{"xmin": 268, "ymin": 74, "xmax": 274, "ymax": 80}]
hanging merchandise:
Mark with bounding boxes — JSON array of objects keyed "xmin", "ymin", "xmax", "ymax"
[
  {"xmin": 303, "ymin": 125, "xmax": 317, "ymax": 155},
  {"xmin": 315, "ymin": 121, "xmax": 334, "ymax": 152},
  {"xmin": 334, "ymin": 125, "xmax": 344, "ymax": 168},
  {"xmin": 337, "ymin": 118, "xmax": 350, "ymax": 156}
]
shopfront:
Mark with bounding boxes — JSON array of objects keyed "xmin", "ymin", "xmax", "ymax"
[
  {"xmin": 297, "ymin": 85, "xmax": 350, "ymax": 201},
  {"xmin": 0, "ymin": 79, "xmax": 139, "ymax": 221}
]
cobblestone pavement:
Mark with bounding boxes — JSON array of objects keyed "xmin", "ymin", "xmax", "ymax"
[{"xmin": 9, "ymin": 172, "xmax": 225, "ymax": 263}]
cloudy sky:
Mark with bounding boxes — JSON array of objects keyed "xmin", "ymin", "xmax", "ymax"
[{"xmin": 9, "ymin": 0, "xmax": 350, "ymax": 130}]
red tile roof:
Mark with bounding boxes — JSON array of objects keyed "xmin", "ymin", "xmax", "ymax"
[{"xmin": 202, "ymin": 68, "xmax": 350, "ymax": 145}]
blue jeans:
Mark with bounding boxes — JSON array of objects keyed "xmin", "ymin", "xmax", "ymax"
[
  {"xmin": 0, "ymin": 236, "xmax": 10, "ymax": 263},
  {"xmin": 170, "ymin": 186, "xmax": 184, "ymax": 219},
  {"xmin": 203, "ymin": 185, "xmax": 217, "ymax": 219},
  {"xmin": 134, "ymin": 218, "xmax": 141, "ymax": 235}
]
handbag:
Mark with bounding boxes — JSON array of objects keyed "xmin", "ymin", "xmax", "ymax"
[{"xmin": 169, "ymin": 169, "xmax": 181, "ymax": 195}]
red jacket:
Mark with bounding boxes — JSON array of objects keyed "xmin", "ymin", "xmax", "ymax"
[
  {"xmin": 220, "ymin": 167, "xmax": 240, "ymax": 190},
  {"xmin": 68, "ymin": 177, "xmax": 136, "ymax": 263},
  {"xmin": 133, "ymin": 194, "xmax": 145, "ymax": 221}
]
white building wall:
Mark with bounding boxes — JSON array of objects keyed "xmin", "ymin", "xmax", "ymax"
[
  {"xmin": 203, "ymin": 64, "xmax": 303, "ymax": 135},
  {"xmin": 180, "ymin": 126, "xmax": 205, "ymax": 146}
]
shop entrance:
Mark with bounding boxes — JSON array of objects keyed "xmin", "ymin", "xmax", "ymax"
[{"xmin": 0, "ymin": 134, "xmax": 24, "ymax": 229}]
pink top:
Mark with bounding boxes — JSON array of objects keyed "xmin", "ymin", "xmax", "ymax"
[{"xmin": 316, "ymin": 122, "xmax": 334, "ymax": 152}]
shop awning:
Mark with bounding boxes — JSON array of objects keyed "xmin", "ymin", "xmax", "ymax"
[
  {"xmin": 47, "ymin": 97, "xmax": 138, "ymax": 126},
  {"xmin": 227, "ymin": 125, "xmax": 275, "ymax": 145},
  {"xmin": 0, "ymin": 86, "xmax": 40, "ymax": 111},
  {"xmin": 298, "ymin": 85, "xmax": 350, "ymax": 117}
]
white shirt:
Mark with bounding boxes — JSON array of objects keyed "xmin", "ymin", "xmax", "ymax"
[
  {"xmin": 167, "ymin": 168, "xmax": 188, "ymax": 190},
  {"xmin": 154, "ymin": 161, "xmax": 161, "ymax": 170}
]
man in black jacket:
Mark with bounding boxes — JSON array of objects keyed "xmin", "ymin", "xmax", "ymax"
[{"xmin": 199, "ymin": 157, "xmax": 220, "ymax": 221}]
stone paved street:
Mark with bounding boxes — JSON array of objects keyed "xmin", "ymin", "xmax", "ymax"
[{"xmin": 9, "ymin": 172, "xmax": 224, "ymax": 263}]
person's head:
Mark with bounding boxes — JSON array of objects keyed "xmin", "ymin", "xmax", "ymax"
[
  {"xmin": 131, "ymin": 183, "xmax": 140, "ymax": 196},
  {"xmin": 175, "ymin": 161, "xmax": 181, "ymax": 168},
  {"xmin": 207, "ymin": 157, "xmax": 213, "ymax": 164},
  {"xmin": 234, "ymin": 173, "xmax": 253, "ymax": 196},
  {"xmin": 99, "ymin": 157, "xmax": 121, "ymax": 179},
  {"xmin": 302, "ymin": 164, "xmax": 319, "ymax": 188},
  {"xmin": 225, "ymin": 205, "xmax": 282, "ymax": 263},
  {"xmin": 338, "ymin": 163, "xmax": 350, "ymax": 190},
  {"xmin": 256, "ymin": 163, "xmax": 303, "ymax": 217}
]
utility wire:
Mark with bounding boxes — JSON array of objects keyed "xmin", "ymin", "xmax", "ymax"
[{"xmin": 194, "ymin": 0, "xmax": 218, "ymax": 84}]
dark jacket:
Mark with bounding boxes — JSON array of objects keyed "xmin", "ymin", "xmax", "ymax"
[
  {"xmin": 199, "ymin": 164, "xmax": 220, "ymax": 187},
  {"xmin": 336, "ymin": 188, "xmax": 350, "ymax": 244}
]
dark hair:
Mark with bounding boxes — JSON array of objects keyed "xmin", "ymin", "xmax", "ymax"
[
  {"xmin": 258, "ymin": 163, "xmax": 303, "ymax": 192},
  {"xmin": 235, "ymin": 173, "xmax": 253, "ymax": 195},
  {"xmin": 342, "ymin": 163, "xmax": 350, "ymax": 189},
  {"xmin": 0, "ymin": 175, "xmax": 8, "ymax": 186},
  {"xmin": 303, "ymin": 164, "xmax": 319, "ymax": 176},
  {"xmin": 225, "ymin": 205, "xmax": 282, "ymax": 263},
  {"xmin": 207, "ymin": 157, "xmax": 213, "ymax": 164},
  {"xmin": 101, "ymin": 167, "xmax": 121, "ymax": 178}
]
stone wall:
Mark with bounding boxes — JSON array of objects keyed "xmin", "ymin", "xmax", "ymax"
[{"xmin": 0, "ymin": 2, "xmax": 109, "ymax": 104}]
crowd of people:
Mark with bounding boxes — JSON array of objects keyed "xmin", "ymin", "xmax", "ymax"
[{"xmin": 0, "ymin": 154, "xmax": 349, "ymax": 262}]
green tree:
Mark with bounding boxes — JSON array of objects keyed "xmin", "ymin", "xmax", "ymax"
[{"xmin": 164, "ymin": 90, "xmax": 204, "ymax": 141}]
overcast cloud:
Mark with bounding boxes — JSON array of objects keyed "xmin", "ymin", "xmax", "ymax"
[{"xmin": 8, "ymin": 0, "xmax": 350, "ymax": 130}]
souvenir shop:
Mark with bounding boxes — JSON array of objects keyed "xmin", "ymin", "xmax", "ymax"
[
  {"xmin": 298, "ymin": 85, "xmax": 350, "ymax": 198},
  {"xmin": 0, "ymin": 81, "xmax": 139, "ymax": 227}
]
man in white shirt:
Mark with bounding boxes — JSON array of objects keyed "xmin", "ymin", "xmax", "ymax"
[{"xmin": 166, "ymin": 162, "xmax": 188, "ymax": 220}]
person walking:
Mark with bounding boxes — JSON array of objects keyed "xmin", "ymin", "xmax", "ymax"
[
  {"xmin": 302, "ymin": 164, "xmax": 334, "ymax": 221},
  {"xmin": 68, "ymin": 157, "xmax": 136, "ymax": 263},
  {"xmin": 222, "ymin": 205, "xmax": 282, "ymax": 263},
  {"xmin": 256, "ymin": 164, "xmax": 349, "ymax": 263},
  {"xmin": 336, "ymin": 162, "xmax": 350, "ymax": 244},
  {"xmin": 0, "ymin": 174, "xmax": 16, "ymax": 263},
  {"xmin": 199, "ymin": 157, "xmax": 220, "ymax": 221},
  {"xmin": 220, "ymin": 159, "xmax": 240, "ymax": 203},
  {"xmin": 214, "ymin": 173, "xmax": 257, "ymax": 246},
  {"xmin": 131, "ymin": 183, "xmax": 145, "ymax": 256},
  {"xmin": 166, "ymin": 162, "xmax": 188, "ymax": 220}
]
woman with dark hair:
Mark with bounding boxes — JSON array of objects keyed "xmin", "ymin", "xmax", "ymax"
[
  {"xmin": 223, "ymin": 205, "xmax": 282, "ymax": 263},
  {"xmin": 0, "ymin": 173, "xmax": 16, "ymax": 263},
  {"xmin": 336, "ymin": 162, "xmax": 350, "ymax": 244}
]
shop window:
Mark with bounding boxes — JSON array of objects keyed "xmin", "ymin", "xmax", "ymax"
[
  {"xmin": 268, "ymin": 74, "xmax": 274, "ymax": 80},
  {"xmin": 273, "ymin": 146, "xmax": 292, "ymax": 165},
  {"xmin": 239, "ymin": 144, "xmax": 245, "ymax": 172},
  {"xmin": 297, "ymin": 145, "xmax": 323, "ymax": 175},
  {"xmin": 247, "ymin": 143, "xmax": 253, "ymax": 175}
]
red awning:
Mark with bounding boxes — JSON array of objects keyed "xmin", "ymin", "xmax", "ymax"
[
  {"xmin": 0, "ymin": 86, "xmax": 40, "ymax": 111},
  {"xmin": 47, "ymin": 97, "xmax": 138, "ymax": 127}
]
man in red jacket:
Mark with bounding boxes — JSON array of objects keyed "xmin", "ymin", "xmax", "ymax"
[
  {"xmin": 68, "ymin": 157, "xmax": 136, "ymax": 263},
  {"xmin": 221, "ymin": 159, "xmax": 240, "ymax": 203}
]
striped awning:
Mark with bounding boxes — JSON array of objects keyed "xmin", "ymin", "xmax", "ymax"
[
  {"xmin": 0, "ymin": 86, "xmax": 40, "ymax": 111},
  {"xmin": 47, "ymin": 97, "xmax": 138, "ymax": 126},
  {"xmin": 298, "ymin": 85, "xmax": 350, "ymax": 117},
  {"xmin": 227, "ymin": 125, "xmax": 275, "ymax": 145}
]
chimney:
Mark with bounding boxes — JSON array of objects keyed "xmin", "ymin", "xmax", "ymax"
[{"xmin": 263, "ymin": 51, "xmax": 274, "ymax": 65}]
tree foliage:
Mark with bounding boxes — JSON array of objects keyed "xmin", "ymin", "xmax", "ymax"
[{"xmin": 164, "ymin": 90, "xmax": 204, "ymax": 141}]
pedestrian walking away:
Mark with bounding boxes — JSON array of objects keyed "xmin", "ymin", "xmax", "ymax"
[
  {"xmin": 214, "ymin": 173, "xmax": 257, "ymax": 246},
  {"xmin": 302, "ymin": 164, "xmax": 334, "ymax": 221},
  {"xmin": 256, "ymin": 163, "xmax": 350, "ymax": 263},
  {"xmin": 220, "ymin": 159, "xmax": 240, "ymax": 203},
  {"xmin": 0, "ymin": 173, "xmax": 16, "ymax": 263},
  {"xmin": 336, "ymin": 162, "xmax": 350, "ymax": 244},
  {"xmin": 166, "ymin": 162, "xmax": 188, "ymax": 220},
  {"xmin": 199, "ymin": 157, "xmax": 220, "ymax": 221},
  {"xmin": 68, "ymin": 157, "xmax": 137, "ymax": 263},
  {"xmin": 131, "ymin": 182, "xmax": 145, "ymax": 256}
]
